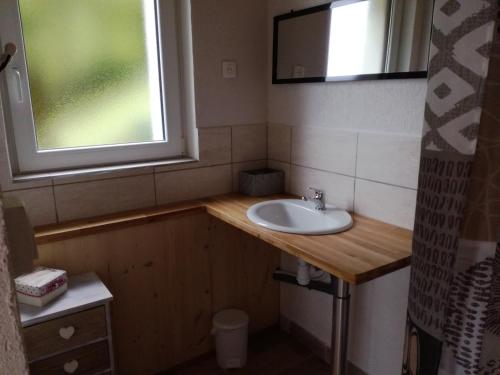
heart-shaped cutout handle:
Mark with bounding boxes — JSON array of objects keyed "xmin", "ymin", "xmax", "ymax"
[
  {"xmin": 63, "ymin": 359, "xmax": 78, "ymax": 374},
  {"xmin": 59, "ymin": 326, "xmax": 75, "ymax": 340}
]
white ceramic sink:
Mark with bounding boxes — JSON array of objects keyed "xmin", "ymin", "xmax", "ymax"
[{"xmin": 246, "ymin": 199, "xmax": 353, "ymax": 235}]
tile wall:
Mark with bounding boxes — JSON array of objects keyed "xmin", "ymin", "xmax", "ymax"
[
  {"xmin": 2, "ymin": 122, "xmax": 421, "ymax": 230},
  {"xmin": 268, "ymin": 124, "xmax": 421, "ymax": 230},
  {"xmin": 1, "ymin": 124, "xmax": 267, "ymax": 225}
]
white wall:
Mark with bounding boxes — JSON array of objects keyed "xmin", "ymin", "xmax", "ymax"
[
  {"xmin": 269, "ymin": 79, "xmax": 426, "ymax": 135},
  {"xmin": 191, "ymin": 0, "xmax": 267, "ymax": 127},
  {"xmin": 268, "ymin": 1, "xmax": 427, "ymax": 374}
]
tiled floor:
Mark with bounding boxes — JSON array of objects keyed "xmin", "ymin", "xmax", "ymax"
[{"xmin": 162, "ymin": 327, "xmax": 330, "ymax": 375}]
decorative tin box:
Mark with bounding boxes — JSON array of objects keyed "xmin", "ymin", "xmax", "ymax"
[
  {"xmin": 239, "ymin": 168, "xmax": 284, "ymax": 197},
  {"xmin": 15, "ymin": 267, "xmax": 68, "ymax": 307}
]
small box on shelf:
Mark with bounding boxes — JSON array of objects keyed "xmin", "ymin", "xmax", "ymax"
[
  {"xmin": 239, "ymin": 168, "xmax": 284, "ymax": 197},
  {"xmin": 15, "ymin": 267, "xmax": 68, "ymax": 307}
]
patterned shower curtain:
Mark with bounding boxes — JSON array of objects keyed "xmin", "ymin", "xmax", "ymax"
[{"xmin": 402, "ymin": 0, "xmax": 499, "ymax": 374}]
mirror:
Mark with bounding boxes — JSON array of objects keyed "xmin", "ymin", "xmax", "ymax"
[{"xmin": 272, "ymin": 0, "xmax": 434, "ymax": 83}]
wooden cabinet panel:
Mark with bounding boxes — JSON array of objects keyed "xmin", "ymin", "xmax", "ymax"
[
  {"xmin": 35, "ymin": 211, "xmax": 280, "ymax": 374},
  {"xmin": 29, "ymin": 341, "xmax": 109, "ymax": 375},
  {"xmin": 208, "ymin": 217, "xmax": 280, "ymax": 333},
  {"xmin": 24, "ymin": 307, "xmax": 107, "ymax": 361}
]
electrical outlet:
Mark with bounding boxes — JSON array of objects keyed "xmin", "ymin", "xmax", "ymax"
[
  {"xmin": 292, "ymin": 65, "xmax": 305, "ymax": 78},
  {"xmin": 222, "ymin": 60, "xmax": 237, "ymax": 78}
]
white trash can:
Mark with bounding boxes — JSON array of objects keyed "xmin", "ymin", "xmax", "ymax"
[{"xmin": 212, "ymin": 309, "xmax": 249, "ymax": 369}]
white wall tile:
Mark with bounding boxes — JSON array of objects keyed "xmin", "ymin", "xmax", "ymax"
[
  {"xmin": 156, "ymin": 165, "xmax": 232, "ymax": 205},
  {"xmin": 357, "ymin": 132, "xmax": 421, "ymax": 189},
  {"xmin": 354, "ymin": 179, "xmax": 417, "ymax": 230},
  {"xmin": 232, "ymin": 124, "xmax": 267, "ymax": 162},
  {"xmin": 268, "ymin": 160, "xmax": 291, "ymax": 192},
  {"xmin": 291, "ymin": 127, "xmax": 357, "ymax": 176},
  {"xmin": 290, "ymin": 165, "xmax": 354, "ymax": 211},
  {"xmin": 268, "ymin": 123, "xmax": 291, "ymax": 163},
  {"xmin": 231, "ymin": 160, "xmax": 267, "ymax": 192},
  {"xmin": 156, "ymin": 127, "xmax": 232, "ymax": 173},
  {"xmin": 54, "ymin": 174, "xmax": 156, "ymax": 222},
  {"xmin": 197, "ymin": 126, "xmax": 232, "ymax": 165},
  {"xmin": 3, "ymin": 187, "xmax": 57, "ymax": 226}
]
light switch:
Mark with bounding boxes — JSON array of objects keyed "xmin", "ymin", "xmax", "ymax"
[{"xmin": 222, "ymin": 61, "xmax": 237, "ymax": 78}]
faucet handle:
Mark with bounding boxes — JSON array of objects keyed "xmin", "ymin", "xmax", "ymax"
[{"xmin": 307, "ymin": 187, "xmax": 323, "ymax": 199}]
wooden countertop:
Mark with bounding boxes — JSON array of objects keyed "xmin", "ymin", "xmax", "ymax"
[{"xmin": 35, "ymin": 194, "xmax": 413, "ymax": 285}]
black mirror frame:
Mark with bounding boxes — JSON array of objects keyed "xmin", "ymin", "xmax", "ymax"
[{"xmin": 271, "ymin": 2, "xmax": 429, "ymax": 85}]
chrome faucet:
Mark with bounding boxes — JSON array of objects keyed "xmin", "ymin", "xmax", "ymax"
[{"xmin": 303, "ymin": 187, "xmax": 325, "ymax": 210}]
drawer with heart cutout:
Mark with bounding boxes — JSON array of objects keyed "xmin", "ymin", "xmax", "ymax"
[
  {"xmin": 23, "ymin": 306, "xmax": 107, "ymax": 361},
  {"xmin": 29, "ymin": 340, "xmax": 109, "ymax": 375}
]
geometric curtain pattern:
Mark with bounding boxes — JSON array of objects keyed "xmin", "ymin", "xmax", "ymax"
[{"xmin": 402, "ymin": 1, "xmax": 499, "ymax": 374}]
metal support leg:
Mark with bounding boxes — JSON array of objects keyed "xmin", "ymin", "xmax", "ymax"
[{"xmin": 331, "ymin": 278, "xmax": 351, "ymax": 375}]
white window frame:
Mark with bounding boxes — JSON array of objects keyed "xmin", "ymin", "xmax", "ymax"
[{"xmin": 0, "ymin": 0, "xmax": 185, "ymax": 175}]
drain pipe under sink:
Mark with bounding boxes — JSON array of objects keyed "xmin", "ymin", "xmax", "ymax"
[
  {"xmin": 296, "ymin": 259, "xmax": 331, "ymax": 286},
  {"xmin": 296, "ymin": 259, "xmax": 310, "ymax": 285},
  {"xmin": 272, "ymin": 260, "xmax": 333, "ymax": 295}
]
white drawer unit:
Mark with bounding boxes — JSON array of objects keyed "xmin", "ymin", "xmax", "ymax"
[{"xmin": 19, "ymin": 272, "xmax": 114, "ymax": 374}]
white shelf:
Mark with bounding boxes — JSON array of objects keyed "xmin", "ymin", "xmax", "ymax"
[{"xmin": 19, "ymin": 272, "xmax": 113, "ymax": 327}]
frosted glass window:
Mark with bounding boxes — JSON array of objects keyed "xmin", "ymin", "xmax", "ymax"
[{"xmin": 18, "ymin": 0, "xmax": 164, "ymax": 150}]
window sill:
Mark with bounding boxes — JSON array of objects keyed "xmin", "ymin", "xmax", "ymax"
[{"xmin": 12, "ymin": 157, "xmax": 198, "ymax": 183}]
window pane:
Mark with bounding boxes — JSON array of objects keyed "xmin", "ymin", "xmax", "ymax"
[{"xmin": 18, "ymin": 0, "xmax": 164, "ymax": 150}]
